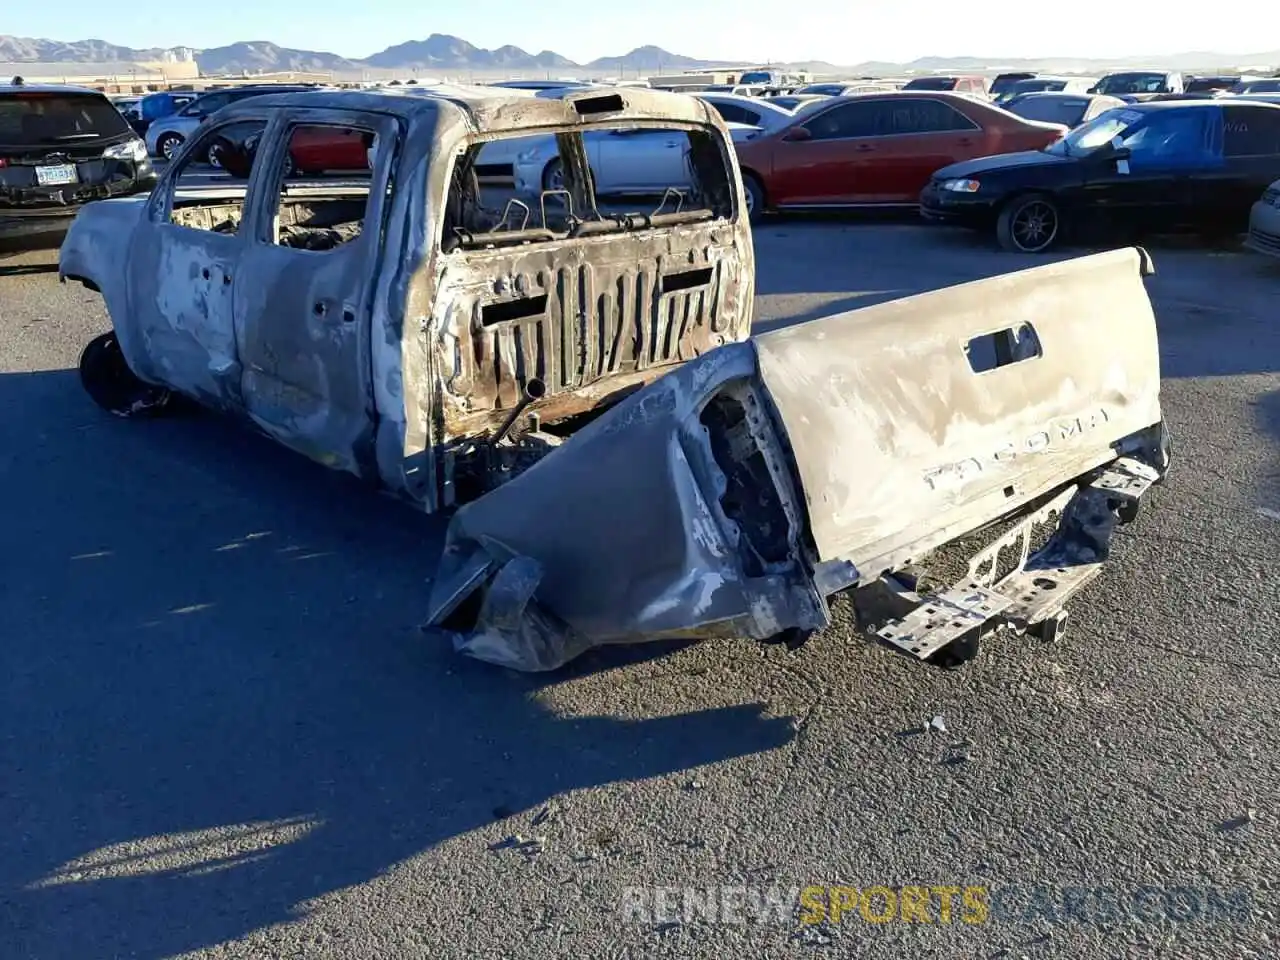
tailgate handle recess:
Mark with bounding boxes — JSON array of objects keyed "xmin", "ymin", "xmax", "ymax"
[{"xmin": 965, "ymin": 323, "xmax": 1041, "ymax": 373}]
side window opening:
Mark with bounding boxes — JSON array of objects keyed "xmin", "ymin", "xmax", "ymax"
[
  {"xmin": 267, "ymin": 123, "xmax": 376, "ymax": 252},
  {"xmin": 441, "ymin": 122, "xmax": 736, "ymax": 253},
  {"xmin": 166, "ymin": 119, "xmax": 267, "ymax": 234},
  {"xmin": 885, "ymin": 99, "xmax": 978, "ymax": 134},
  {"xmin": 1224, "ymin": 109, "xmax": 1280, "ymax": 157},
  {"xmin": 1122, "ymin": 111, "xmax": 1219, "ymax": 169},
  {"xmin": 709, "ymin": 103, "xmax": 757, "ymax": 126},
  {"xmin": 804, "ymin": 102, "xmax": 879, "ymax": 140}
]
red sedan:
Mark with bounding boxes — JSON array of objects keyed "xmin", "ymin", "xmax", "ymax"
[
  {"xmin": 216, "ymin": 125, "xmax": 372, "ymax": 178},
  {"xmin": 287, "ymin": 125, "xmax": 372, "ymax": 174},
  {"xmin": 734, "ymin": 91, "xmax": 1067, "ymax": 219}
]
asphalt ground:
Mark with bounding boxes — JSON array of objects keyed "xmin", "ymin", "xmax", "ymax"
[{"xmin": 1, "ymin": 212, "xmax": 1278, "ymax": 959}]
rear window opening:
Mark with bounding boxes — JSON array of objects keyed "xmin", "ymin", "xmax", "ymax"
[
  {"xmin": 903, "ymin": 77, "xmax": 958, "ymax": 91},
  {"xmin": 441, "ymin": 122, "xmax": 737, "ymax": 252},
  {"xmin": 0, "ymin": 93, "xmax": 131, "ymax": 145},
  {"xmin": 269, "ymin": 123, "xmax": 377, "ymax": 252},
  {"xmin": 168, "ymin": 120, "xmax": 379, "ymax": 253}
]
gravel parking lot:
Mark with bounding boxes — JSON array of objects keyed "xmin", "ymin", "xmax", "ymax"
[{"xmin": 1, "ymin": 218, "xmax": 1278, "ymax": 959}]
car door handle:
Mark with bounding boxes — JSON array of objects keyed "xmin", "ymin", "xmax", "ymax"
[
  {"xmin": 854, "ymin": 144, "xmax": 874, "ymax": 152},
  {"xmin": 957, "ymin": 138, "xmax": 973, "ymax": 146}
]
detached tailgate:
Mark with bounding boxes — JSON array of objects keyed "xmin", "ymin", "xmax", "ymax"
[{"xmin": 754, "ymin": 246, "xmax": 1162, "ymax": 575}]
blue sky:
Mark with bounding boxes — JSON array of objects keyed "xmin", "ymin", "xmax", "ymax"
[{"xmin": 6, "ymin": 3, "xmax": 1271, "ymax": 64}]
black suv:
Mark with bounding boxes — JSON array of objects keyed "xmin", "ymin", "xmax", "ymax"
[{"xmin": 0, "ymin": 80, "xmax": 157, "ymax": 243}]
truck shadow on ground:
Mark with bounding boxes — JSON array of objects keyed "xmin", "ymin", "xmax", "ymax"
[{"xmin": 0, "ymin": 369, "xmax": 796, "ymax": 959}]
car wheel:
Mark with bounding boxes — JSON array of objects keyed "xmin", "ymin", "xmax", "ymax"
[
  {"xmin": 997, "ymin": 194, "xmax": 1061, "ymax": 253},
  {"xmin": 542, "ymin": 158, "xmax": 565, "ymax": 193},
  {"xmin": 79, "ymin": 333, "xmax": 172, "ymax": 418},
  {"xmin": 157, "ymin": 132, "xmax": 184, "ymax": 161},
  {"xmin": 206, "ymin": 138, "xmax": 229, "ymax": 169},
  {"xmin": 742, "ymin": 172, "xmax": 766, "ymax": 223}
]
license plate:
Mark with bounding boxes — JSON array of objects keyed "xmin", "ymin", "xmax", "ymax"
[{"xmin": 35, "ymin": 164, "xmax": 78, "ymax": 186}]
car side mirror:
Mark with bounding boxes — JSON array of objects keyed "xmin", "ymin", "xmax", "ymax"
[{"xmin": 781, "ymin": 126, "xmax": 812, "ymax": 142}]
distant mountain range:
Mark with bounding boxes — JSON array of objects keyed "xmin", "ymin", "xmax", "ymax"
[
  {"xmin": 0, "ymin": 34, "xmax": 742, "ymax": 74},
  {"xmin": 1, "ymin": 33, "xmax": 1277, "ymax": 76}
]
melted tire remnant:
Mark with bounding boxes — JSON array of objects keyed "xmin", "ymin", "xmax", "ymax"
[{"xmin": 79, "ymin": 333, "xmax": 173, "ymax": 418}]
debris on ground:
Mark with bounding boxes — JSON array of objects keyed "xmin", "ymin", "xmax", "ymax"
[
  {"xmin": 929, "ymin": 714, "xmax": 948, "ymax": 734},
  {"xmin": 531, "ymin": 805, "xmax": 555, "ymax": 826},
  {"xmin": 489, "ymin": 834, "xmax": 547, "ymax": 857},
  {"xmin": 942, "ymin": 746, "xmax": 973, "ymax": 766},
  {"xmin": 1218, "ymin": 808, "xmax": 1257, "ymax": 832},
  {"xmin": 791, "ymin": 924, "xmax": 835, "ymax": 946}
]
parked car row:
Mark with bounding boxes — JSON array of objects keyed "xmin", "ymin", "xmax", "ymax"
[{"xmin": 6, "ymin": 72, "xmax": 1280, "ymax": 268}]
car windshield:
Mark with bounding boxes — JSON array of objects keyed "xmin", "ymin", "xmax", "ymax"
[
  {"xmin": 1186, "ymin": 78, "xmax": 1235, "ymax": 93},
  {"xmin": 1008, "ymin": 97, "xmax": 1087, "ymax": 127},
  {"xmin": 1234, "ymin": 78, "xmax": 1280, "ymax": 93},
  {"xmin": 0, "ymin": 92, "xmax": 131, "ymax": 144},
  {"xmin": 1094, "ymin": 73, "xmax": 1169, "ymax": 95},
  {"xmin": 793, "ymin": 98, "xmax": 830, "ymax": 114},
  {"xmin": 739, "ymin": 72, "xmax": 772, "ymax": 84},
  {"xmin": 1045, "ymin": 107, "xmax": 1142, "ymax": 156},
  {"xmin": 1009, "ymin": 79, "xmax": 1066, "ymax": 97},
  {"xmin": 990, "ymin": 75, "xmax": 1035, "ymax": 95},
  {"xmin": 902, "ymin": 77, "xmax": 955, "ymax": 90}
]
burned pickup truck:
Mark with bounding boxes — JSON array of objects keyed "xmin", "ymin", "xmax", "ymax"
[{"xmin": 59, "ymin": 87, "xmax": 1170, "ymax": 673}]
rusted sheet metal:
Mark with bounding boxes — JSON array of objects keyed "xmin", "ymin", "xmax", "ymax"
[
  {"xmin": 752, "ymin": 246, "xmax": 1162, "ymax": 572},
  {"xmin": 425, "ymin": 340, "xmax": 830, "ymax": 671},
  {"xmin": 426, "ymin": 249, "xmax": 1170, "ymax": 671},
  {"xmin": 432, "ymin": 227, "xmax": 750, "ymax": 441},
  {"xmin": 435, "ymin": 86, "xmax": 722, "ymax": 136}
]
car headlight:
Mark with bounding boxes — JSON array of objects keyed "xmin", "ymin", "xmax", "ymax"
[
  {"xmin": 104, "ymin": 139, "xmax": 148, "ymax": 162},
  {"xmin": 942, "ymin": 178, "xmax": 981, "ymax": 193}
]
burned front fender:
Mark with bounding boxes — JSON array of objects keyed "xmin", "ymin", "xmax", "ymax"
[
  {"xmin": 427, "ymin": 247, "xmax": 1170, "ymax": 672},
  {"xmin": 58, "ymin": 196, "xmax": 148, "ymax": 344}
]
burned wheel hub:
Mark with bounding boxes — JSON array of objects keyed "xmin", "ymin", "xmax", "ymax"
[{"xmin": 79, "ymin": 333, "xmax": 172, "ymax": 418}]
